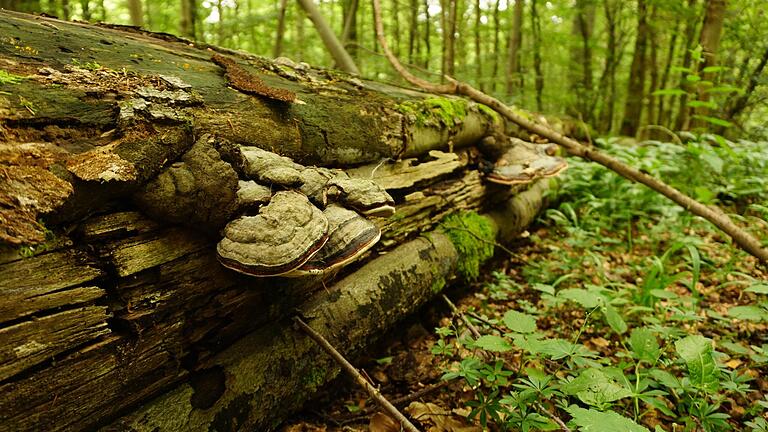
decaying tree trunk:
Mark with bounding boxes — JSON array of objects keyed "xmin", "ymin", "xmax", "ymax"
[{"xmin": 0, "ymin": 11, "xmax": 549, "ymax": 431}]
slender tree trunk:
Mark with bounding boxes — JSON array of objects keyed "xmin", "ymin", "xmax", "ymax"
[
  {"xmin": 80, "ymin": 0, "xmax": 90, "ymax": 20},
  {"xmin": 127, "ymin": 0, "xmax": 143, "ymax": 27},
  {"xmin": 474, "ymin": 0, "xmax": 482, "ymax": 90},
  {"xmin": 61, "ymin": 0, "xmax": 70, "ymax": 19},
  {"xmin": 441, "ymin": 0, "xmax": 457, "ymax": 77},
  {"xmin": 391, "ymin": 0, "xmax": 400, "ymax": 57},
  {"xmin": 691, "ymin": 0, "xmax": 727, "ymax": 128},
  {"xmin": 567, "ymin": 0, "xmax": 596, "ymax": 122},
  {"xmin": 491, "ymin": 0, "xmax": 500, "ymax": 94},
  {"xmin": 645, "ymin": 6, "xmax": 659, "ymax": 132},
  {"xmin": 505, "ymin": 0, "xmax": 523, "ymax": 95},
  {"xmin": 340, "ymin": 0, "xmax": 358, "ymax": 59},
  {"xmin": 180, "ymin": 0, "xmax": 196, "ymax": 40},
  {"xmin": 657, "ymin": 24, "xmax": 680, "ymax": 127},
  {"xmin": 530, "ymin": 0, "xmax": 543, "ymax": 111},
  {"xmin": 597, "ymin": 0, "xmax": 619, "ymax": 133},
  {"xmin": 297, "ymin": 0, "xmax": 360, "ymax": 74},
  {"xmin": 725, "ymin": 45, "xmax": 768, "ymax": 121},
  {"xmin": 296, "ymin": 2, "xmax": 305, "ymax": 59},
  {"xmin": 274, "ymin": 0, "xmax": 288, "ymax": 57},
  {"xmin": 216, "ymin": 0, "xmax": 224, "ymax": 45},
  {"xmin": 674, "ymin": 0, "xmax": 701, "ymax": 131},
  {"xmin": 407, "ymin": 0, "xmax": 417, "ymax": 64},
  {"xmin": 620, "ymin": 0, "xmax": 648, "ymax": 136},
  {"xmin": 423, "ymin": 0, "xmax": 431, "ymax": 69}
]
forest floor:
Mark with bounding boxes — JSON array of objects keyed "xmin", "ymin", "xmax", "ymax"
[{"xmin": 281, "ymin": 137, "xmax": 768, "ymax": 432}]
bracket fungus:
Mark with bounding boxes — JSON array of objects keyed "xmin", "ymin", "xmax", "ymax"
[
  {"xmin": 326, "ymin": 175, "xmax": 396, "ymax": 218},
  {"xmin": 216, "ymin": 191, "xmax": 329, "ymax": 277},
  {"xmin": 484, "ymin": 138, "xmax": 568, "ymax": 185},
  {"xmin": 288, "ymin": 205, "xmax": 381, "ymax": 276}
]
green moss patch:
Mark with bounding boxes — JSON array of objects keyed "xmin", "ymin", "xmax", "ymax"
[
  {"xmin": 396, "ymin": 97, "xmax": 469, "ymax": 128},
  {"xmin": 439, "ymin": 211, "xmax": 496, "ymax": 281}
]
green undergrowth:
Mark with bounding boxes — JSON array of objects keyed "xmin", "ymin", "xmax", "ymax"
[
  {"xmin": 432, "ymin": 135, "xmax": 768, "ymax": 431},
  {"xmin": 439, "ymin": 211, "xmax": 496, "ymax": 281},
  {"xmin": 0, "ymin": 69, "xmax": 24, "ymax": 85}
]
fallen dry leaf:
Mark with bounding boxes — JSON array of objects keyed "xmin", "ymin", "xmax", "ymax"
[{"xmin": 369, "ymin": 412, "xmax": 400, "ymax": 432}]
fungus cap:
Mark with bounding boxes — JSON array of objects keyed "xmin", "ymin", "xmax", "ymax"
[
  {"xmin": 486, "ymin": 139, "xmax": 567, "ymax": 185},
  {"xmin": 216, "ymin": 191, "xmax": 329, "ymax": 276},
  {"xmin": 288, "ymin": 205, "xmax": 381, "ymax": 276}
]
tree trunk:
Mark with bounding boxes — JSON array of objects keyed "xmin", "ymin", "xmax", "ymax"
[
  {"xmin": 127, "ymin": 0, "xmax": 143, "ymax": 27},
  {"xmin": 441, "ymin": 0, "xmax": 457, "ymax": 78},
  {"xmin": 180, "ymin": 0, "xmax": 197, "ymax": 40},
  {"xmin": 691, "ymin": 0, "xmax": 727, "ymax": 129},
  {"xmin": 566, "ymin": 0, "xmax": 595, "ymax": 122},
  {"xmin": 620, "ymin": 0, "xmax": 648, "ymax": 136},
  {"xmin": 725, "ymin": 45, "xmax": 768, "ymax": 122},
  {"xmin": 474, "ymin": 0, "xmax": 482, "ymax": 91},
  {"xmin": 597, "ymin": 0, "xmax": 621, "ymax": 133},
  {"xmin": 505, "ymin": 0, "xmax": 523, "ymax": 96},
  {"xmin": 530, "ymin": 0, "xmax": 544, "ymax": 111},
  {"xmin": 0, "ymin": 10, "xmax": 546, "ymax": 431},
  {"xmin": 657, "ymin": 23, "xmax": 680, "ymax": 127},
  {"xmin": 674, "ymin": 0, "xmax": 701, "ymax": 131},
  {"xmin": 423, "ymin": 0, "xmax": 431, "ymax": 69},
  {"xmin": 645, "ymin": 5, "xmax": 659, "ymax": 134},
  {"xmin": 491, "ymin": 0, "xmax": 501, "ymax": 94},
  {"xmin": 297, "ymin": 0, "xmax": 360, "ymax": 74},
  {"xmin": 274, "ymin": 0, "xmax": 288, "ymax": 57},
  {"xmin": 341, "ymin": 0, "xmax": 359, "ymax": 59}
]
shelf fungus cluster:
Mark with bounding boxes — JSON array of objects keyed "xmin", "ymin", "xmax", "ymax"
[
  {"xmin": 481, "ymin": 137, "xmax": 568, "ymax": 185},
  {"xmin": 217, "ymin": 146, "xmax": 394, "ymax": 277}
]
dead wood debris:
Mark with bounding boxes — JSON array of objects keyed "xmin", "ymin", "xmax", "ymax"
[{"xmin": 211, "ymin": 54, "xmax": 296, "ymax": 103}]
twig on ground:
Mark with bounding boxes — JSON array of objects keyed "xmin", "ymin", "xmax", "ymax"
[
  {"xmin": 371, "ymin": 0, "xmax": 768, "ymax": 265},
  {"xmin": 442, "ymin": 294, "xmax": 482, "ymax": 339},
  {"xmin": 338, "ymin": 380, "xmax": 452, "ymax": 421},
  {"xmin": 293, "ymin": 316, "xmax": 422, "ymax": 432},
  {"xmin": 466, "ymin": 311, "xmax": 507, "ymax": 334},
  {"xmin": 535, "ymin": 403, "xmax": 571, "ymax": 432}
]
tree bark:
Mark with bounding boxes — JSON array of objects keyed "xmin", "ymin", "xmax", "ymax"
[
  {"xmin": 620, "ymin": 0, "xmax": 648, "ymax": 136},
  {"xmin": 127, "ymin": 0, "xmax": 143, "ymax": 27},
  {"xmin": 725, "ymin": 44, "xmax": 768, "ymax": 122},
  {"xmin": 691, "ymin": 0, "xmax": 727, "ymax": 128},
  {"xmin": 297, "ymin": 0, "xmax": 360, "ymax": 74},
  {"xmin": 0, "ymin": 11, "xmax": 543, "ymax": 431},
  {"xmin": 530, "ymin": 0, "xmax": 544, "ymax": 111},
  {"xmin": 274, "ymin": 0, "xmax": 288, "ymax": 57},
  {"xmin": 505, "ymin": 0, "xmax": 523, "ymax": 96},
  {"xmin": 566, "ymin": 0, "xmax": 595, "ymax": 123},
  {"xmin": 674, "ymin": 0, "xmax": 701, "ymax": 131}
]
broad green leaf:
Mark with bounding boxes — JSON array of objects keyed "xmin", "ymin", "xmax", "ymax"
[
  {"xmin": 558, "ymin": 288, "xmax": 603, "ymax": 308},
  {"xmin": 719, "ymin": 341, "xmax": 751, "ymax": 355},
  {"xmin": 675, "ymin": 335, "xmax": 719, "ymax": 392},
  {"xmin": 691, "ymin": 114, "xmax": 733, "ymax": 128},
  {"xmin": 701, "ymin": 65, "xmax": 726, "ymax": 73},
  {"xmin": 686, "ymin": 74, "xmax": 702, "ymax": 83},
  {"xmin": 650, "ymin": 289, "xmax": 678, "ymax": 299},
  {"xmin": 565, "ymin": 405, "xmax": 649, "ymax": 432},
  {"xmin": 537, "ymin": 338, "xmax": 577, "ymax": 360},
  {"xmin": 694, "ymin": 186, "xmax": 716, "ymax": 204},
  {"xmin": 705, "ymin": 85, "xmax": 744, "ymax": 94},
  {"xmin": 686, "ymin": 100, "xmax": 718, "ymax": 109},
  {"xmin": 652, "ymin": 88, "xmax": 687, "ymax": 97},
  {"xmin": 701, "ymin": 151, "xmax": 724, "ymax": 172},
  {"xmin": 474, "ymin": 335, "xmax": 513, "ymax": 352},
  {"xmin": 685, "ymin": 244, "xmax": 701, "ymax": 295},
  {"xmin": 604, "ymin": 305, "xmax": 628, "ymax": 334},
  {"xmin": 629, "ymin": 328, "xmax": 660, "ymax": 364},
  {"xmin": 650, "ymin": 369, "xmax": 682, "ymax": 391},
  {"xmin": 502, "ymin": 310, "xmax": 537, "ymax": 333},
  {"xmin": 561, "ymin": 368, "xmax": 632, "ymax": 406},
  {"xmin": 745, "ymin": 284, "xmax": 768, "ymax": 295},
  {"xmin": 727, "ymin": 305, "xmax": 768, "ymax": 322}
]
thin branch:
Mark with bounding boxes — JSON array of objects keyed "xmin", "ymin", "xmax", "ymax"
[
  {"xmin": 293, "ymin": 316, "xmax": 421, "ymax": 432},
  {"xmin": 371, "ymin": 0, "xmax": 768, "ymax": 265},
  {"xmin": 338, "ymin": 380, "xmax": 451, "ymax": 421},
  {"xmin": 534, "ymin": 403, "xmax": 571, "ymax": 432},
  {"xmin": 636, "ymin": 124, "xmax": 683, "ymax": 146},
  {"xmin": 442, "ymin": 294, "xmax": 482, "ymax": 339}
]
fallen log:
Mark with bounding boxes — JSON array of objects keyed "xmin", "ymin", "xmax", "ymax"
[{"xmin": 0, "ymin": 10, "xmax": 550, "ymax": 431}]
